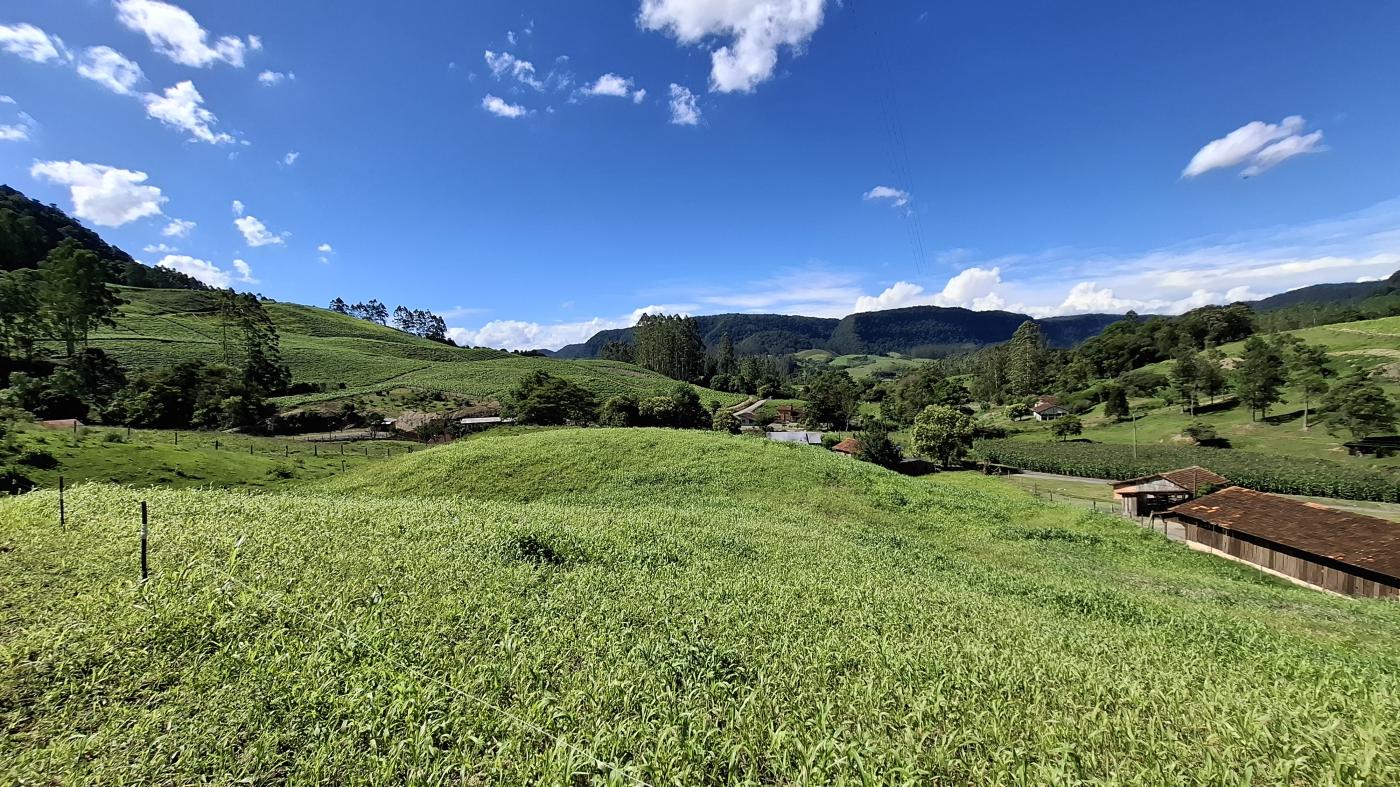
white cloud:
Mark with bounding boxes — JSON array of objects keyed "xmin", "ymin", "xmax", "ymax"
[
  {"xmin": 482, "ymin": 94, "xmax": 529, "ymax": 118},
  {"xmin": 1241, "ymin": 131, "xmax": 1325, "ymax": 177},
  {"xmin": 583, "ymin": 73, "xmax": 635, "ymax": 98},
  {"xmin": 317, "ymin": 242, "xmax": 333, "ymax": 263},
  {"xmin": 257, "ymin": 70, "xmax": 293, "ymax": 86},
  {"xmin": 114, "ymin": 0, "xmax": 256, "ymax": 68},
  {"xmin": 0, "ymin": 23, "xmax": 68, "ymax": 64},
  {"xmin": 161, "ymin": 217, "xmax": 195, "ymax": 237},
  {"xmin": 668, "ymin": 83, "xmax": 700, "ymax": 125},
  {"xmin": 852, "ymin": 267, "xmax": 1008, "ymax": 314},
  {"xmin": 231, "ymin": 258, "xmax": 256, "ymax": 283},
  {"xmin": 0, "ymin": 95, "xmax": 14, "ymax": 104},
  {"xmin": 0, "ymin": 113, "xmax": 34, "ymax": 142},
  {"xmin": 483, "ymin": 50, "xmax": 543, "ymax": 90},
  {"xmin": 231, "ymin": 199, "xmax": 244, "ymax": 215},
  {"xmin": 160, "ymin": 255, "xmax": 259, "ymax": 287},
  {"xmin": 234, "ymin": 214, "xmax": 284, "ymax": 247},
  {"xmin": 142, "ymin": 80, "xmax": 234, "ymax": 144},
  {"xmin": 639, "ymin": 0, "xmax": 827, "ymax": 93},
  {"xmin": 143, "ymin": 242, "xmax": 177, "ymax": 253},
  {"xmin": 76, "ymin": 46, "xmax": 145, "ymax": 95},
  {"xmin": 863, "ymin": 185, "xmax": 910, "ymax": 208},
  {"xmin": 632, "ymin": 88, "xmax": 647, "ymax": 104},
  {"xmin": 1183, "ymin": 116, "xmax": 1323, "ymax": 178},
  {"xmin": 30, "ymin": 160, "xmax": 166, "ymax": 227},
  {"xmin": 283, "ymin": 150, "xmax": 299, "ymax": 165}
]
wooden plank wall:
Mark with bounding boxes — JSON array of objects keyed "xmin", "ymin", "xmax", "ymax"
[{"xmin": 1182, "ymin": 522, "xmax": 1400, "ymax": 599}]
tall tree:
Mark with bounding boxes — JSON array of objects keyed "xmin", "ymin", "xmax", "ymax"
[
  {"xmin": 1233, "ymin": 337, "xmax": 1286, "ymax": 421},
  {"xmin": 1005, "ymin": 321, "xmax": 1048, "ymax": 397},
  {"xmin": 38, "ymin": 240, "xmax": 121, "ymax": 357},
  {"xmin": 0, "ymin": 269, "xmax": 45, "ymax": 362},
  {"xmin": 911, "ymin": 404, "xmax": 974, "ymax": 467},
  {"xmin": 328, "ymin": 297, "xmax": 349, "ymax": 314},
  {"xmin": 1170, "ymin": 347, "xmax": 1201, "ymax": 415},
  {"xmin": 1287, "ymin": 342, "xmax": 1331, "ymax": 431},
  {"xmin": 716, "ymin": 333, "xmax": 738, "ymax": 378},
  {"xmin": 1321, "ymin": 372, "xmax": 1398, "ymax": 440},
  {"xmin": 802, "ymin": 369, "xmax": 860, "ymax": 429},
  {"xmin": 633, "ymin": 313, "xmax": 706, "ymax": 383}
]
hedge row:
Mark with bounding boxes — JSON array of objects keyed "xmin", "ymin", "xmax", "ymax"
[{"xmin": 973, "ymin": 439, "xmax": 1400, "ymax": 502}]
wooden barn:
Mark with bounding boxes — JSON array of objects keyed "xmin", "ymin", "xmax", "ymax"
[
  {"xmin": 1166, "ymin": 486, "xmax": 1400, "ymax": 599},
  {"xmin": 1111, "ymin": 466, "xmax": 1228, "ymax": 517}
]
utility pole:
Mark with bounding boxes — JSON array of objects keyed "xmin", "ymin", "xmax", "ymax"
[{"xmin": 1131, "ymin": 409, "xmax": 1139, "ymax": 461}]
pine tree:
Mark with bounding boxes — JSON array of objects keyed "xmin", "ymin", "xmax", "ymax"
[
  {"xmin": 1006, "ymin": 321, "xmax": 1048, "ymax": 397},
  {"xmin": 1233, "ymin": 337, "xmax": 1286, "ymax": 421},
  {"xmin": 1287, "ymin": 342, "xmax": 1330, "ymax": 431}
]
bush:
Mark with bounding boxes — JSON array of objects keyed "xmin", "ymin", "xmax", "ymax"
[
  {"xmin": 17, "ymin": 447, "xmax": 57, "ymax": 469},
  {"xmin": 1181, "ymin": 421, "xmax": 1217, "ymax": 444},
  {"xmin": 711, "ymin": 409, "xmax": 741, "ymax": 435},
  {"xmin": 973, "ymin": 439, "xmax": 1400, "ymax": 502}
]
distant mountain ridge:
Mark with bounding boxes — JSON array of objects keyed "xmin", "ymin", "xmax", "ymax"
[
  {"xmin": 1251, "ymin": 270, "xmax": 1400, "ymax": 310},
  {"xmin": 554, "ymin": 307, "xmax": 1126, "ymax": 359}
]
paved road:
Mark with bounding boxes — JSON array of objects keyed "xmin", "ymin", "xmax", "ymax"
[{"xmin": 730, "ymin": 398, "xmax": 769, "ymax": 417}]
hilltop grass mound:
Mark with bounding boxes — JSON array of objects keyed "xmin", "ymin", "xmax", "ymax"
[
  {"xmin": 71, "ymin": 288, "xmax": 745, "ymax": 408},
  {"xmin": 4, "ymin": 428, "xmax": 1400, "ymax": 783}
]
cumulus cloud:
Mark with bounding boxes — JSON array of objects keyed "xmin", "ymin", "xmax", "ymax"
[
  {"xmin": 283, "ymin": 150, "xmax": 299, "ymax": 166},
  {"xmin": 482, "ymin": 94, "xmax": 529, "ymax": 118},
  {"xmin": 231, "ymin": 258, "xmax": 256, "ymax": 283},
  {"xmin": 317, "ymin": 242, "xmax": 333, "ymax": 263},
  {"xmin": 257, "ymin": 70, "xmax": 293, "ymax": 86},
  {"xmin": 639, "ymin": 0, "xmax": 827, "ymax": 93},
  {"xmin": 0, "ymin": 23, "xmax": 68, "ymax": 64},
  {"xmin": 161, "ymin": 217, "xmax": 195, "ymax": 237},
  {"xmin": 1183, "ymin": 116, "xmax": 1324, "ymax": 178},
  {"xmin": 142, "ymin": 80, "xmax": 234, "ymax": 144},
  {"xmin": 583, "ymin": 73, "xmax": 637, "ymax": 98},
  {"xmin": 484, "ymin": 50, "xmax": 543, "ymax": 90},
  {"xmin": 234, "ymin": 214, "xmax": 284, "ymax": 247},
  {"xmin": 852, "ymin": 267, "xmax": 1008, "ymax": 313},
  {"xmin": 863, "ymin": 185, "xmax": 910, "ymax": 208},
  {"xmin": 76, "ymin": 46, "xmax": 145, "ymax": 95},
  {"xmin": 114, "ymin": 0, "xmax": 256, "ymax": 68},
  {"xmin": 231, "ymin": 199, "xmax": 244, "ymax": 215},
  {"xmin": 668, "ymin": 83, "xmax": 700, "ymax": 125},
  {"xmin": 30, "ymin": 160, "xmax": 167, "ymax": 227},
  {"xmin": 143, "ymin": 242, "xmax": 177, "ymax": 253}
]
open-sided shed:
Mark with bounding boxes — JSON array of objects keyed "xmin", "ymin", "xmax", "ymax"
[
  {"xmin": 1166, "ymin": 486, "xmax": 1400, "ymax": 599},
  {"xmin": 1111, "ymin": 466, "xmax": 1228, "ymax": 517}
]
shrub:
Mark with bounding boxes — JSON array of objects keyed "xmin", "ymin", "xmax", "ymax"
[{"xmin": 1181, "ymin": 421, "xmax": 1218, "ymax": 444}]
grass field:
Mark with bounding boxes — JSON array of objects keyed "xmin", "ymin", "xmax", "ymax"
[
  {"xmin": 69, "ymin": 288, "xmax": 746, "ymax": 411},
  {"xmin": 4, "ymin": 428, "xmax": 1399, "ymax": 783},
  {"xmin": 6, "ymin": 423, "xmax": 418, "ymax": 490},
  {"xmin": 999, "ymin": 315, "xmax": 1400, "ymax": 470},
  {"xmin": 795, "ymin": 350, "xmax": 934, "ymax": 380}
]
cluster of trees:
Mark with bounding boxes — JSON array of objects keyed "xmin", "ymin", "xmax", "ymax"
[
  {"xmin": 500, "ymin": 370, "xmax": 716, "ymax": 430},
  {"xmin": 0, "ymin": 248, "xmax": 292, "ymax": 433},
  {"xmin": 612, "ymin": 315, "xmax": 794, "ymax": 396},
  {"xmin": 329, "ymin": 298, "xmax": 450, "ymax": 342}
]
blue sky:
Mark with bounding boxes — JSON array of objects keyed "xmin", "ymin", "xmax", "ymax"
[{"xmin": 2, "ymin": 1, "xmax": 1399, "ymax": 349}]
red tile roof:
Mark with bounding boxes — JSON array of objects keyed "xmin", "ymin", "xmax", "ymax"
[
  {"xmin": 1168, "ymin": 486, "xmax": 1400, "ymax": 582},
  {"xmin": 831, "ymin": 438, "xmax": 862, "ymax": 455},
  {"xmin": 1032, "ymin": 402, "xmax": 1067, "ymax": 414},
  {"xmin": 1114, "ymin": 466, "xmax": 1229, "ymax": 492}
]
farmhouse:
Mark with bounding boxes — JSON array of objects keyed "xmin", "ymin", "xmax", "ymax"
[
  {"xmin": 1166, "ymin": 486, "xmax": 1400, "ymax": 599},
  {"xmin": 458, "ymin": 415, "xmax": 516, "ymax": 432},
  {"xmin": 1111, "ymin": 466, "xmax": 1229, "ymax": 517},
  {"xmin": 1032, "ymin": 397, "xmax": 1069, "ymax": 420},
  {"xmin": 831, "ymin": 438, "xmax": 862, "ymax": 456}
]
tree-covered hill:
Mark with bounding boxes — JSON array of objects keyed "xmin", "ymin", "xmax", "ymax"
[
  {"xmin": 0, "ymin": 185, "xmax": 206, "ymax": 290},
  {"xmin": 1252, "ymin": 269, "xmax": 1400, "ymax": 311},
  {"xmin": 553, "ymin": 312, "xmax": 839, "ymax": 359}
]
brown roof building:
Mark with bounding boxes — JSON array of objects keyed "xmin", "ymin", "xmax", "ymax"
[
  {"xmin": 831, "ymin": 438, "xmax": 862, "ymax": 456},
  {"xmin": 1166, "ymin": 486, "xmax": 1400, "ymax": 599},
  {"xmin": 1111, "ymin": 466, "xmax": 1229, "ymax": 517}
]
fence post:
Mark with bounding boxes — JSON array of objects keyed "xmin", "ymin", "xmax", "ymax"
[
  {"xmin": 284, "ymin": 445, "xmax": 289, "ymax": 458},
  {"xmin": 59, "ymin": 475, "xmax": 65, "ymax": 529},
  {"xmin": 341, "ymin": 459, "xmax": 346, "ymax": 473},
  {"xmin": 314, "ymin": 444, "xmax": 318, "ymax": 456},
  {"xmin": 249, "ymin": 444, "xmax": 254, "ymax": 455},
  {"xmin": 174, "ymin": 432, "xmax": 179, "ymax": 446},
  {"xmin": 139, "ymin": 501, "xmax": 149, "ymax": 581},
  {"xmin": 215, "ymin": 439, "xmax": 220, "ymax": 451}
]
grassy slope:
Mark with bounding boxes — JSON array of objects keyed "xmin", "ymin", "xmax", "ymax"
[
  {"xmin": 796, "ymin": 350, "xmax": 934, "ymax": 380},
  {"xmin": 4, "ymin": 428, "xmax": 1399, "ymax": 783},
  {"xmin": 8, "ymin": 423, "xmax": 418, "ymax": 490},
  {"xmin": 74, "ymin": 288, "xmax": 745, "ymax": 409},
  {"xmin": 1003, "ymin": 315, "xmax": 1400, "ymax": 469}
]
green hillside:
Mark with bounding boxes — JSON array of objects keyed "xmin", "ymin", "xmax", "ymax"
[
  {"xmin": 72, "ymin": 288, "xmax": 745, "ymax": 410},
  {"xmin": 1001, "ymin": 315, "xmax": 1400, "ymax": 469},
  {"xmin": 5, "ymin": 429, "xmax": 1398, "ymax": 783}
]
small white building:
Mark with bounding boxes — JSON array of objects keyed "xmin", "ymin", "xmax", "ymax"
[{"xmin": 1032, "ymin": 402, "xmax": 1069, "ymax": 420}]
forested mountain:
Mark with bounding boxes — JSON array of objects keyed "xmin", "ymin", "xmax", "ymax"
[
  {"xmin": 553, "ymin": 313, "xmax": 839, "ymax": 359},
  {"xmin": 0, "ymin": 185, "xmax": 206, "ymax": 290},
  {"xmin": 559, "ymin": 307, "xmax": 1125, "ymax": 359},
  {"xmin": 1251, "ymin": 269, "xmax": 1400, "ymax": 310}
]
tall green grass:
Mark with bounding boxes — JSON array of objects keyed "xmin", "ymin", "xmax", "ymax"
[{"xmin": 3, "ymin": 429, "xmax": 1399, "ymax": 783}]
